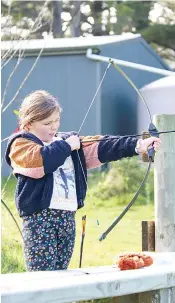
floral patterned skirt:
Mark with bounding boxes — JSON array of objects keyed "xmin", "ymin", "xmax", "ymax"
[{"xmin": 22, "ymin": 208, "xmax": 76, "ymax": 271}]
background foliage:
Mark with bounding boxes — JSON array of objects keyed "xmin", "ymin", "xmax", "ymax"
[{"xmin": 1, "ymin": 1, "xmax": 175, "ymax": 68}]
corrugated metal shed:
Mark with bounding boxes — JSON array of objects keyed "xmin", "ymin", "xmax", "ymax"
[{"xmin": 1, "ymin": 34, "xmax": 172, "ymax": 176}]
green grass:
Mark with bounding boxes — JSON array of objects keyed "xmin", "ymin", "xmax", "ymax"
[{"xmin": 1, "ymin": 175, "xmax": 154, "ymax": 273}]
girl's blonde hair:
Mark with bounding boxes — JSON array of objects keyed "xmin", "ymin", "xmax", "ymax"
[{"xmin": 19, "ymin": 90, "xmax": 62, "ymax": 130}]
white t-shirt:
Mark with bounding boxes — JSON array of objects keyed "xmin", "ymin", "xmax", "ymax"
[{"xmin": 43, "ymin": 137, "xmax": 78, "ymax": 211}]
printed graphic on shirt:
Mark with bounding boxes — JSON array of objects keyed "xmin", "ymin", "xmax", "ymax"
[
  {"xmin": 42, "ymin": 137, "xmax": 77, "ymax": 211},
  {"xmin": 52, "ymin": 156, "xmax": 77, "ymax": 203}
]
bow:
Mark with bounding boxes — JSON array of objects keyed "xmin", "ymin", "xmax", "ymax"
[
  {"xmin": 99, "ymin": 60, "xmax": 160, "ymax": 241},
  {"xmin": 1, "ymin": 198, "xmax": 23, "ymax": 240},
  {"xmin": 76, "ymin": 58, "xmax": 160, "ymax": 242}
]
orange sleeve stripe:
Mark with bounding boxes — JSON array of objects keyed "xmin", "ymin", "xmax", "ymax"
[
  {"xmin": 83, "ymin": 142, "xmax": 102, "ymax": 169},
  {"xmin": 9, "ymin": 138, "xmax": 43, "ymax": 169}
]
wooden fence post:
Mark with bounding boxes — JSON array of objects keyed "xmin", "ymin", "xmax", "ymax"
[
  {"xmin": 142, "ymin": 221, "xmax": 155, "ymax": 252},
  {"xmin": 139, "ymin": 114, "xmax": 175, "ymax": 303},
  {"xmin": 154, "ymin": 114, "xmax": 175, "ymax": 252}
]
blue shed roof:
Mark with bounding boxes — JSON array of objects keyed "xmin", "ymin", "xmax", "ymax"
[
  {"xmin": 1, "ymin": 33, "xmax": 140, "ymax": 52},
  {"xmin": 2, "ymin": 33, "xmax": 170, "ymax": 70}
]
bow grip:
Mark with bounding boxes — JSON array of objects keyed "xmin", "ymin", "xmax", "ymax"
[{"xmin": 148, "ymin": 123, "xmax": 159, "ymax": 162}]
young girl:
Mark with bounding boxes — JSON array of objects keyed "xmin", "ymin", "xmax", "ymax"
[{"xmin": 5, "ymin": 90, "xmax": 161, "ymax": 271}]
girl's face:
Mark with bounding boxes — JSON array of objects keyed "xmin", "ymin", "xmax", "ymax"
[{"xmin": 27, "ymin": 110, "xmax": 60, "ymax": 143}]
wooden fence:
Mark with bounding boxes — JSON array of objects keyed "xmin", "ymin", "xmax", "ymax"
[{"xmin": 1, "ymin": 252, "xmax": 175, "ymax": 303}]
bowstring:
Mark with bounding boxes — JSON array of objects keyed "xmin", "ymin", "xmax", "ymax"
[
  {"xmin": 76, "ymin": 62, "xmax": 112, "ymax": 232},
  {"xmin": 78, "ymin": 62, "xmax": 111, "ymax": 134}
]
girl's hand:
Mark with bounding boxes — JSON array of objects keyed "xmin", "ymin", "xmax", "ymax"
[
  {"xmin": 65, "ymin": 135, "xmax": 80, "ymax": 151},
  {"xmin": 136, "ymin": 137, "xmax": 162, "ymax": 154}
]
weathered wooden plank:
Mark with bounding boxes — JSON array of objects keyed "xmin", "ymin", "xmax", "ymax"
[
  {"xmin": 109, "ymin": 293, "xmax": 139, "ymax": 303},
  {"xmin": 138, "ymin": 288, "xmax": 175, "ymax": 303},
  {"xmin": 154, "ymin": 114, "xmax": 175, "ymax": 252},
  {"xmin": 1, "ymin": 253, "xmax": 175, "ymax": 303},
  {"xmin": 142, "ymin": 221, "xmax": 155, "ymax": 251},
  {"xmin": 151, "ymin": 115, "xmax": 175, "ymax": 303},
  {"xmin": 109, "ymin": 289, "xmax": 175, "ymax": 303}
]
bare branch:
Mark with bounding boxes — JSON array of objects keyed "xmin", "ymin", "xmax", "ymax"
[
  {"xmin": 2, "ymin": 11, "xmax": 54, "ymax": 114},
  {"xmin": 1, "ymin": 48, "xmax": 26, "ymax": 108},
  {"xmin": 2, "ymin": 47, "xmax": 43, "ymax": 113},
  {"xmin": 30, "ymin": 20, "xmax": 51, "ymax": 35},
  {"xmin": 1, "ymin": 0, "xmax": 50, "ymax": 64}
]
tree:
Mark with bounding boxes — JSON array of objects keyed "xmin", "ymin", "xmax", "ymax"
[
  {"xmin": 70, "ymin": 1, "xmax": 81, "ymax": 37},
  {"xmin": 1, "ymin": 0, "xmax": 175, "ymax": 63},
  {"xmin": 90, "ymin": 1, "xmax": 103, "ymax": 36},
  {"xmin": 142, "ymin": 24, "xmax": 175, "ymax": 51},
  {"xmin": 1, "ymin": 0, "xmax": 52, "ymax": 40},
  {"xmin": 126, "ymin": 1, "xmax": 153, "ymax": 31},
  {"xmin": 50, "ymin": 1, "xmax": 63, "ymax": 37}
]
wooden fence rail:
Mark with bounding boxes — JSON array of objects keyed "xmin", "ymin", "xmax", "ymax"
[{"xmin": 1, "ymin": 253, "xmax": 175, "ymax": 303}]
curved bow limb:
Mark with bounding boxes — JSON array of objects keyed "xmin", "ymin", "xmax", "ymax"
[{"xmin": 99, "ymin": 59, "xmax": 159, "ymax": 241}]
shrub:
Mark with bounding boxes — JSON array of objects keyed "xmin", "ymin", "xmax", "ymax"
[{"xmin": 90, "ymin": 157, "xmax": 154, "ymax": 205}]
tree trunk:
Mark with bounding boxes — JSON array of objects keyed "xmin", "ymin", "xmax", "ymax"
[
  {"xmin": 71, "ymin": 1, "xmax": 81, "ymax": 37},
  {"xmin": 91, "ymin": 1, "xmax": 103, "ymax": 36},
  {"xmin": 51, "ymin": 0, "xmax": 63, "ymax": 38}
]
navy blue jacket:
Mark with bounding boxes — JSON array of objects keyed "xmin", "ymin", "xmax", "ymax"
[{"xmin": 5, "ymin": 131, "xmax": 138, "ymax": 217}]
